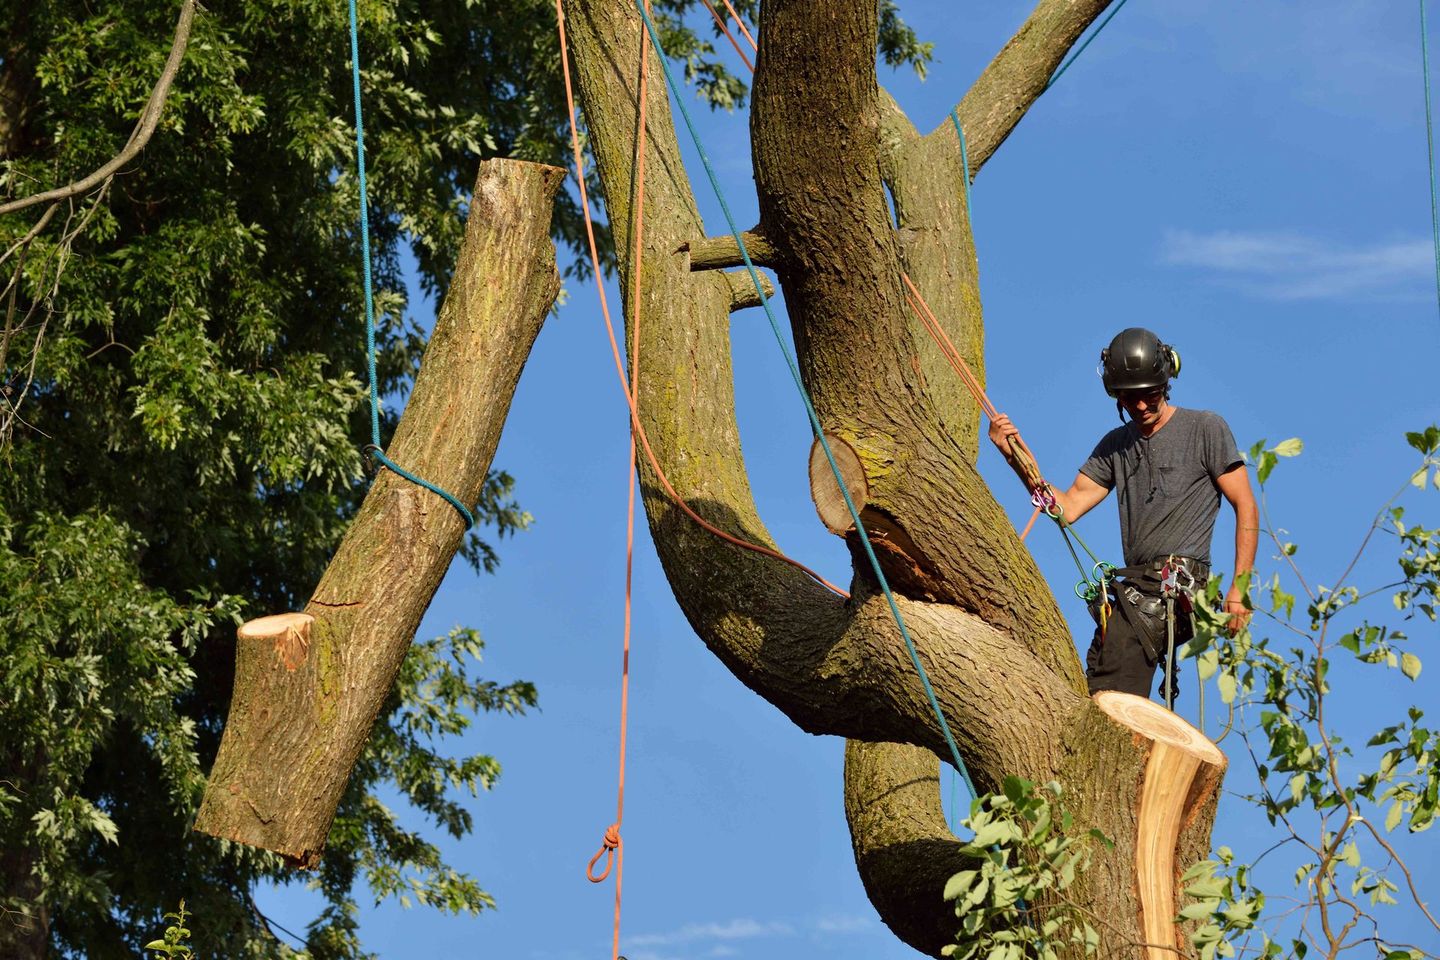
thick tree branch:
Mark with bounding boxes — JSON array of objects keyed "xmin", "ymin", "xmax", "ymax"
[
  {"xmin": 845, "ymin": 741, "xmax": 977, "ymax": 956},
  {"xmin": 750, "ymin": 0, "xmax": 1075, "ymax": 664},
  {"xmin": 0, "ymin": 0, "xmax": 196, "ymax": 216},
  {"xmin": 946, "ymin": 0, "xmax": 1118, "ymax": 178},
  {"xmin": 193, "ymin": 159, "xmax": 564, "ymax": 863}
]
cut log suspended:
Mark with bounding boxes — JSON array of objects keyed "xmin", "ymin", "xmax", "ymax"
[
  {"xmin": 808, "ymin": 433, "xmax": 868, "ymax": 534},
  {"xmin": 193, "ymin": 158, "xmax": 565, "ymax": 867},
  {"xmin": 1094, "ymin": 692, "xmax": 1227, "ymax": 960}
]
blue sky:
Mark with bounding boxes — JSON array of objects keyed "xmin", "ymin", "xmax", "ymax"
[{"xmin": 258, "ymin": 2, "xmax": 1439, "ymax": 956}]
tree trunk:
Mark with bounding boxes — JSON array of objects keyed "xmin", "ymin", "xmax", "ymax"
[
  {"xmin": 0, "ymin": 757, "xmax": 49, "ymax": 960},
  {"xmin": 194, "ymin": 158, "xmax": 564, "ymax": 864},
  {"xmin": 563, "ymin": 0, "xmax": 1226, "ymax": 956}
]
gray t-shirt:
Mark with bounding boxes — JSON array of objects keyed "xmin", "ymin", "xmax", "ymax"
[{"xmin": 1080, "ymin": 407, "xmax": 1242, "ymax": 567}]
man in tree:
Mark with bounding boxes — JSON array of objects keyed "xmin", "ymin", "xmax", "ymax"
[{"xmin": 989, "ymin": 327, "xmax": 1258, "ymax": 701}]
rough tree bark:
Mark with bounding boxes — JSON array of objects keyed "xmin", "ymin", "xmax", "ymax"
[
  {"xmin": 563, "ymin": 0, "xmax": 1228, "ymax": 956},
  {"xmin": 194, "ymin": 158, "xmax": 564, "ymax": 863}
]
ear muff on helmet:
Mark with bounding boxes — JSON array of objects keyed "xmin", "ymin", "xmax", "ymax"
[{"xmin": 1166, "ymin": 346, "xmax": 1181, "ymax": 380}]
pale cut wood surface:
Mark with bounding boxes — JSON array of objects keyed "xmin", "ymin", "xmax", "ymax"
[
  {"xmin": 808, "ymin": 433, "xmax": 868, "ymax": 534},
  {"xmin": 236, "ymin": 613, "xmax": 315, "ymax": 672}
]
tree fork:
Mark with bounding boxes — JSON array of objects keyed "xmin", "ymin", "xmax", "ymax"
[{"xmin": 193, "ymin": 158, "xmax": 564, "ymax": 864}]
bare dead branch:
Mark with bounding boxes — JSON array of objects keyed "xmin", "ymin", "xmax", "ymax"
[{"xmin": 0, "ymin": 0, "xmax": 196, "ymax": 217}]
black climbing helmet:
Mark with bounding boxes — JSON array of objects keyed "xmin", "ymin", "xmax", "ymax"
[{"xmin": 1099, "ymin": 327, "xmax": 1181, "ymax": 398}]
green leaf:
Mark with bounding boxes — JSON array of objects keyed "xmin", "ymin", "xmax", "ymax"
[
  {"xmin": 1401, "ymin": 652, "xmax": 1422, "ymax": 681},
  {"xmin": 1218, "ymin": 671, "xmax": 1238, "ymax": 704},
  {"xmin": 1405, "ymin": 426, "xmax": 1440, "ymax": 455},
  {"xmin": 1257, "ymin": 451, "xmax": 1279, "ymax": 485},
  {"xmin": 1385, "ymin": 802, "xmax": 1403, "ymax": 832},
  {"xmin": 944, "ymin": 870, "xmax": 978, "ymax": 901},
  {"xmin": 1272, "ymin": 437, "xmax": 1303, "ymax": 457}
]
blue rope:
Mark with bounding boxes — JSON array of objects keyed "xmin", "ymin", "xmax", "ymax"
[
  {"xmin": 1422, "ymin": 0, "xmax": 1440, "ymax": 321},
  {"xmin": 347, "ymin": 0, "xmax": 476, "ymax": 528},
  {"xmin": 632, "ymin": 0, "xmax": 977, "ymax": 800},
  {"xmin": 1044, "ymin": 0, "xmax": 1132, "ymax": 91}
]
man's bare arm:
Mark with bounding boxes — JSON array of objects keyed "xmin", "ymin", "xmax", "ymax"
[
  {"xmin": 1216, "ymin": 464, "xmax": 1259, "ymax": 633},
  {"xmin": 1054, "ymin": 472, "xmax": 1110, "ymax": 525}
]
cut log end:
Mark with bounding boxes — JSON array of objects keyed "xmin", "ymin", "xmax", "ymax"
[
  {"xmin": 1094, "ymin": 692, "xmax": 1226, "ymax": 960},
  {"xmin": 236, "ymin": 612, "xmax": 314, "ymax": 672},
  {"xmin": 808, "ymin": 434, "xmax": 868, "ymax": 535},
  {"xmin": 1093, "ymin": 691, "xmax": 1225, "ymax": 768}
]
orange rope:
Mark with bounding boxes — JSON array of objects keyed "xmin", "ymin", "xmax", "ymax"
[
  {"xmin": 697, "ymin": 0, "xmax": 754, "ymax": 72},
  {"xmin": 581, "ymin": 12, "xmax": 650, "ymax": 960},
  {"xmin": 718, "ymin": 0, "xmax": 758, "ymax": 52}
]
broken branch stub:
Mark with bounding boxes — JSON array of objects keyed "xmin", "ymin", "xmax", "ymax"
[{"xmin": 193, "ymin": 158, "xmax": 564, "ymax": 866}]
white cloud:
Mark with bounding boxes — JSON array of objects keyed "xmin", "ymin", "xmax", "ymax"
[
  {"xmin": 813, "ymin": 913, "xmax": 877, "ymax": 935},
  {"xmin": 624, "ymin": 918, "xmax": 794, "ymax": 949},
  {"xmin": 1159, "ymin": 229, "xmax": 1433, "ymax": 301}
]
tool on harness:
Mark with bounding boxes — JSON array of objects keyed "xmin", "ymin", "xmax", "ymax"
[
  {"xmin": 1158, "ymin": 558, "xmax": 1197, "ymax": 711},
  {"xmin": 1031, "ymin": 482, "xmax": 1117, "ymax": 636}
]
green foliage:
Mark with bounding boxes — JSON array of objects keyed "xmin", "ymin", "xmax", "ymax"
[
  {"xmin": 942, "ymin": 778, "xmax": 1106, "ymax": 960},
  {"xmin": 1180, "ymin": 430, "xmax": 1440, "ymax": 958},
  {"xmin": 144, "ymin": 901, "xmax": 195, "ymax": 959},
  {"xmin": 1, "ymin": 0, "xmax": 558, "ymax": 954}
]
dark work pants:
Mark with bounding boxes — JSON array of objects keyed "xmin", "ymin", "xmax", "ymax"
[{"xmin": 1084, "ymin": 596, "xmax": 1194, "ymax": 699}]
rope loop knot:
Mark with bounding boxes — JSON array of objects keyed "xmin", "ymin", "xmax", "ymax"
[{"xmin": 586, "ymin": 823, "xmax": 622, "ymax": 883}]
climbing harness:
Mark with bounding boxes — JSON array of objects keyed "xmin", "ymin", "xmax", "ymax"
[{"xmin": 346, "ymin": 0, "xmax": 476, "ymax": 527}]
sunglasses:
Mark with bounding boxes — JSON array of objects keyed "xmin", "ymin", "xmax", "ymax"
[{"xmin": 1117, "ymin": 388, "xmax": 1165, "ymax": 405}]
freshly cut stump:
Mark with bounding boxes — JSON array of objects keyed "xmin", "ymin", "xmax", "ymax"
[
  {"xmin": 808, "ymin": 433, "xmax": 868, "ymax": 534},
  {"xmin": 1094, "ymin": 692, "xmax": 1227, "ymax": 960},
  {"xmin": 237, "ymin": 613, "xmax": 315, "ymax": 672}
]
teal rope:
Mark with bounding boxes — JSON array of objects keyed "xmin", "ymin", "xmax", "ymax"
[
  {"xmin": 1422, "ymin": 0, "xmax": 1440, "ymax": 320},
  {"xmin": 949, "ymin": 109, "xmax": 974, "ymax": 215},
  {"xmin": 347, "ymin": 0, "xmax": 476, "ymax": 528},
  {"xmin": 1044, "ymin": 0, "xmax": 1132, "ymax": 91},
  {"xmin": 632, "ymin": 0, "xmax": 977, "ymax": 800}
]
